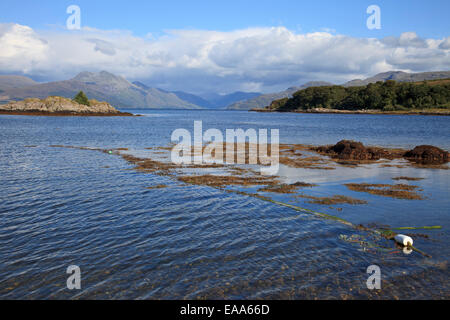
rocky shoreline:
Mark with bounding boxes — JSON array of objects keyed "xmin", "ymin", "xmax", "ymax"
[{"xmin": 0, "ymin": 96, "xmax": 133, "ymax": 116}]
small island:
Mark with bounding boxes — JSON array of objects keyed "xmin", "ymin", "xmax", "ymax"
[
  {"xmin": 254, "ymin": 79, "xmax": 450, "ymax": 115},
  {"xmin": 0, "ymin": 91, "xmax": 133, "ymax": 116}
]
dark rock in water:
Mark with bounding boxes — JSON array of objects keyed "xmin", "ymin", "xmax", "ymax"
[
  {"xmin": 404, "ymin": 145, "xmax": 449, "ymax": 164},
  {"xmin": 316, "ymin": 140, "xmax": 390, "ymax": 160},
  {"xmin": 315, "ymin": 140, "xmax": 448, "ymax": 164}
]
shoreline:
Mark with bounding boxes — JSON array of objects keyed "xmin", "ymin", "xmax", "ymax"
[
  {"xmin": 0, "ymin": 110, "xmax": 135, "ymax": 117},
  {"xmin": 251, "ymin": 108, "xmax": 450, "ymax": 116}
]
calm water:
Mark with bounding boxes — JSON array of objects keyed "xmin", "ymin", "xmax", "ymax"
[{"xmin": 0, "ymin": 110, "xmax": 449, "ymax": 299}]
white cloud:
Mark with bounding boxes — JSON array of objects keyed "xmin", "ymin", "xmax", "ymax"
[
  {"xmin": 439, "ymin": 36, "xmax": 450, "ymax": 50},
  {"xmin": 0, "ymin": 23, "xmax": 48, "ymax": 74},
  {"xmin": 0, "ymin": 23, "xmax": 449, "ymax": 93},
  {"xmin": 382, "ymin": 32, "xmax": 428, "ymax": 48},
  {"xmin": 86, "ymin": 38, "xmax": 116, "ymax": 56}
]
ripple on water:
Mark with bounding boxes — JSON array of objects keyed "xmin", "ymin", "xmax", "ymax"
[{"xmin": 0, "ymin": 112, "xmax": 449, "ymax": 299}]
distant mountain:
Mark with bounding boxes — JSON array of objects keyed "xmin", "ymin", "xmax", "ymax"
[
  {"xmin": 157, "ymin": 89, "xmax": 214, "ymax": 109},
  {"xmin": 204, "ymin": 91, "xmax": 262, "ymax": 109},
  {"xmin": 227, "ymin": 81, "xmax": 332, "ymax": 110},
  {"xmin": 0, "ymin": 75, "xmax": 38, "ymax": 91},
  {"xmin": 0, "ymin": 71, "xmax": 201, "ymax": 109},
  {"xmin": 344, "ymin": 71, "xmax": 450, "ymax": 87},
  {"xmin": 132, "ymin": 81, "xmax": 151, "ymax": 91},
  {"xmin": 130, "ymin": 82, "xmax": 262, "ymax": 109},
  {"xmin": 161, "ymin": 90, "xmax": 262, "ymax": 109}
]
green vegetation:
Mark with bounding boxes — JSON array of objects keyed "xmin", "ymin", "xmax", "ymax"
[
  {"xmin": 73, "ymin": 91, "xmax": 90, "ymax": 106},
  {"xmin": 267, "ymin": 79, "xmax": 450, "ymax": 112}
]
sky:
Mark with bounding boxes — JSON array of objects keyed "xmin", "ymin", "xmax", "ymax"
[{"xmin": 0, "ymin": 0, "xmax": 449, "ymax": 93}]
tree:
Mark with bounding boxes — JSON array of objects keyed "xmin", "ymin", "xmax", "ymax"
[{"xmin": 73, "ymin": 91, "xmax": 90, "ymax": 106}]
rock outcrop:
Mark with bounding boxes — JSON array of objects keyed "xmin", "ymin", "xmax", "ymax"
[
  {"xmin": 316, "ymin": 140, "xmax": 449, "ymax": 164},
  {"xmin": 0, "ymin": 96, "xmax": 131, "ymax": 116},
  {"xmin": 404, "ymin": 145, "xmax": 449, "ymax": 164},
  {"xmin": 315, "ymin": 140, "xmax": 391, "ymax": 161}
]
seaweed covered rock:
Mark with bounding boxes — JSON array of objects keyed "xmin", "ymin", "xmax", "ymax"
[
  {"xmin": 316, "ymin": 140, "xmax": 390, "ymax": 161},
  {"xmin": 404, "ymin": 145, "xmax": 449, "ymax": 164}
]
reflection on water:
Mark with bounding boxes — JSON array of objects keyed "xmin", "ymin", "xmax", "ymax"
[{"xmin": 0, "ymin": 111, "xmax": 448, "ymax": 299}]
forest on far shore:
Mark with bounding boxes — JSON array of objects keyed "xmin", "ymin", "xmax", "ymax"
[{"xmin": 266, "ymin": 79, "xmax": 450, "ymax": 112}]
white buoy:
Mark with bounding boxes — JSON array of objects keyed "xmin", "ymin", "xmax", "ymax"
[{"xmin": 394, "ymin": 234, "xmax": 413, "ymax": 247}]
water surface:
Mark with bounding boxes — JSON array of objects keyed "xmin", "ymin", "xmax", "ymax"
[{"xmin": 0, "ymin": 110, "xmax": 448, "ymax": 299}]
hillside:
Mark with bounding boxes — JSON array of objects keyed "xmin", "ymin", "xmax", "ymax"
[
  {"xmin": 166, "ymin": 90, "xmax": 214, "ymax": 109},
  {"xmin": 228, "ymin": 71, "xmax": 450, "ymax": 110},
  {"xmin": 202, "ymin": 91, "xmax": 262, "ymax": 109},
  {"xmin": 263, "ymin": 79, "xmax": 450, "ymax": 113},
  {"xmin": 0, "ymin": 75, "xmax": 38, "ymax": 90},
  {"xmin": 227, "ymin": 82, "xmax": 332, "ymax": 110}
]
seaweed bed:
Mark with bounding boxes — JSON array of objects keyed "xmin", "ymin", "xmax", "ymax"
[
  {"xmin": 47, "ymin": 142, "xmax": 446, "ymax": 259},
  {"xmin": 146, "ymin": 184, "xmax": 168, "ymax": 189},
  {"xmin": 295, "ymin": 194, "xmax": 369, "ymax": 205},
  {"xmin": 392, "ymin": 176, "xmax": 424, "ymax": 181},
  {"xmin": 345, "ymin": 183, "xmax": 424, "ymax": 200},
  {"xmin": 258, "ymin": 182, "xmax": 317, "ymax": 194},
  {"xmin": 48, "ymin": 140, "xmax": 447, "ymax": 203}
]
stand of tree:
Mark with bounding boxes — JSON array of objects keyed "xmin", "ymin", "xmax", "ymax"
[{"xmin": 266, "ymin": 79, "xmax": 450, "ymax": 112}]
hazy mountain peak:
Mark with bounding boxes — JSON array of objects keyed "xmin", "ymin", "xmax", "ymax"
[
  {"xmin": 72, "ymin": 71, "xmax": 130, "ymax": 87},
  {"xmin": 0, "ymin": 75, "xmax": 38, "ymax": 90}
]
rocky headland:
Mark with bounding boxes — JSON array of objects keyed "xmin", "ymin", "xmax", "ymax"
[{"xmin": 0, "ymin": 96, "xmax": 133, "ymax": 116}]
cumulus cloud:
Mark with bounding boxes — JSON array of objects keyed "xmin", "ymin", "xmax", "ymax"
[
  {"xmin": 382, "ymin": 32, "xmax": 428, "ymax": 48},
  {"xmin": 0, "ymin": 23, "xmax": 449, "ymax": 93},
  {"xmin": 86, "ymin": 38, "xmax": 116, "ymax": 56},
  {"xmin": 439, "ymin": 37, "xmax": 450, "ymax": 50},
  {"xmin": 0, "ymin": 23, "xmax": 48, "ymax": 74}
]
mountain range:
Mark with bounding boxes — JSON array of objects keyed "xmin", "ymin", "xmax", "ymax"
[
  {"xmin": 1, "ymin": 70, "xmax": 449, "ymax": 110},
  {"xmin": 0, "ymin": 71, "xmax": 260, "ymax": 110},
  {"xmin": 0, "ymin": 72, "xmax": 202, "ymax": 110}
]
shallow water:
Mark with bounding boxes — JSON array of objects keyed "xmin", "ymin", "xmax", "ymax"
[{"xmin": 0, "ymin": 110, "xmax": 449, "ymax": 299}]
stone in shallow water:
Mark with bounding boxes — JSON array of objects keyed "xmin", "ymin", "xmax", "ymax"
[{"xmin": 403, "ymin": 145, "xmax": 449, "ymax": 164}]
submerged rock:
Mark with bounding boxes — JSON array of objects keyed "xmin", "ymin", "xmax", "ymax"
[{"xmin": 404, "ymin": 145, "xmax": 449, "ymax": 164}]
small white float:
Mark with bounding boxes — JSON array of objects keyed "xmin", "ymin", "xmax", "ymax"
[{"xmin": 394, "ymin": 234, "xmax": 413, "ymax": 247}]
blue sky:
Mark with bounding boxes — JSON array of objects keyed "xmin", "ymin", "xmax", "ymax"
[
  {"xmin": 0, "ymin": 0, "xmax": 449, "ymax": 93},
  {"xmin": 1, "ymin": 0, "xmax": 449, "ymax": 38}
]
